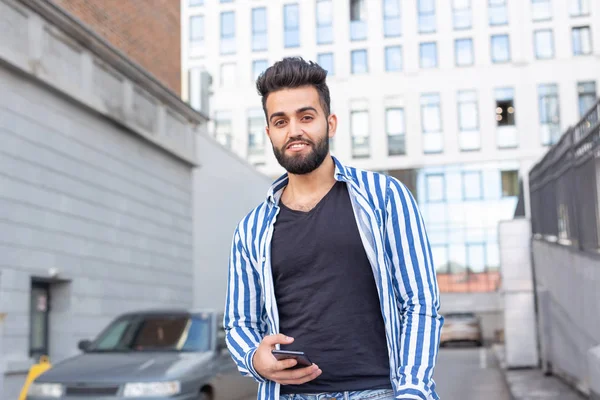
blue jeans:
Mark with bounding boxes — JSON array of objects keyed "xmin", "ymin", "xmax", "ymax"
[{"xmin": 280, "ymin": 389, "xmax": 395, "ymax": 400}]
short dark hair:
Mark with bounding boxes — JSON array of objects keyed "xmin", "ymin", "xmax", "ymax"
[{"xmin": 256, "ymin": 57, "xmax": 331, "ymax": 123}]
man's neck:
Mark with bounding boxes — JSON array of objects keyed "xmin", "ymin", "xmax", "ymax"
[{"xmin": 284, "ymin": 155, "xmax": 336, "ymax": 201}]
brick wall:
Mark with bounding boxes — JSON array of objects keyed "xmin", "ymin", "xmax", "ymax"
[{"xmin": 51, "ymin": 0, "xmax": 181, "ymax": 96}]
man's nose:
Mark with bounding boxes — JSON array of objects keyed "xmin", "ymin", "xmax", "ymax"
[{"xmin": 288, "ymin": 118, "xmax": 304, "ymax": 137}]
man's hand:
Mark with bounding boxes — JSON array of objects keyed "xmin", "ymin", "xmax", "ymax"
[{"xmin": 252, "ymin": 334, "xmax": 322, "ymax": 385}]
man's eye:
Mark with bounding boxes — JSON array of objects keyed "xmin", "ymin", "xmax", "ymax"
[
  {"xmin": 274, "ymin": 120, "xmax": 285, "ymax": 126},
  {"xmin": 302, "ymin": 116, "xmax": 313, "ymax": 121}
]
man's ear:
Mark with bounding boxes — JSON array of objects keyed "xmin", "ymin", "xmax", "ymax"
[{"xmin": 327, "ymin": 114, "xmax": 338, "ymax": 139}]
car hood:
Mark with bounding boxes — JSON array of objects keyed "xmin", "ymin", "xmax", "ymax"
[{"xmin": 36, "ymin": 352, "xmax": 214, "ymax": 384}]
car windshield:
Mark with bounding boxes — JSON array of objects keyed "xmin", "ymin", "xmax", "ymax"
[{"xmin": 88, "ymin": 314, "xmax": 211, "ymax": 353}]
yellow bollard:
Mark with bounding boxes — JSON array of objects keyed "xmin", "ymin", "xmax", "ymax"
[{"xmin": 18, "ymin": 355, "xmax": 52, "ymax": 400}]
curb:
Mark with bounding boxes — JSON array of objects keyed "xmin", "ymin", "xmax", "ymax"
[{"xmin": 490, "ymin": 344, "xmax": 517, "ymax": 400}]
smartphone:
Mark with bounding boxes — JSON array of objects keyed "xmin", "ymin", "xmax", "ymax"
[{"xmin": 271, "ymin": 349, "xmax": 313, "ymax": 369}]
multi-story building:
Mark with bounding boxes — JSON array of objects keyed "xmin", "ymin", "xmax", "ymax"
[{"xmin": 181, "ymin": 0, "xmax": 599, "ymax": 313}]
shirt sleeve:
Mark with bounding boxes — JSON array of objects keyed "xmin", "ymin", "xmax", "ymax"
[
  {"xmin": 223, "ymin": 226, "xmax": 267, "ymax": 383},
  {"xmin": 385, "ymin": 177, "xmax": 444, "ymax": 400}
]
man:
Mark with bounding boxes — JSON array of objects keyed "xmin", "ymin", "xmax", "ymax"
[{"xmin": 224, "ymin": 57, "xmax": 443, "ymax": 400}]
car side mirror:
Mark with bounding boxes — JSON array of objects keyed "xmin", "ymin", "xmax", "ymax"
[{"xmin": 78, "ymin": 340, "xmax": 92, "ymax": 352}]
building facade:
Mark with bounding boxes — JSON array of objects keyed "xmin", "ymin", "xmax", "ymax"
[
  {"xmin": 181, "ymin": 0, "xmax": 600, "ymax": 299},
  {"xmin": 0, "ymin": 0, "xmax": 200, "ymax": 397},
  {"xmin": 53, "ymin": 0, "xmax": 182, "ymax": 95}
]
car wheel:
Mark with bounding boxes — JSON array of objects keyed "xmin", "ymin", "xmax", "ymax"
[{"xmin": 198, "ymin": 391, "xmax": 212, "ymax": 400}]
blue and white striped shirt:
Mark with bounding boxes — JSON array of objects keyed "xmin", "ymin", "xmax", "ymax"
[{"xmin": 224, "ymin": 156, "xmax": 443, "ymax": 400}]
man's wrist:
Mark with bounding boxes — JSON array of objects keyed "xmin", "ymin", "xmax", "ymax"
[{"xmin": 246, "ymin": 347, "xmax": 266, "ymax": 382}]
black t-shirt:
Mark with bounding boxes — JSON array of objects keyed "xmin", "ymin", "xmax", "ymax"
[{"xmin": 271, "ymin": 181, "xmax": 392, "ymax": 394}]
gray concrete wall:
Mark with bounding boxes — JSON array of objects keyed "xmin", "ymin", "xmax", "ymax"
[
  {"xmin": 0, "ymin": 62, "xmax": 195, "ymax": 399},
  {"xmin": 499, "ymin": 219, "xmax": 539, "ymax": 368},
  {"xmin": 193, "ymin": 134, "xmax": 272, "ymax": 311},
  {"xmin": 0, "ymin": 1, "xmax": 204, "ymax": 397},
  {"xmin": 533, "ymin": 239, "xmax": 600, "ymax": 395}
]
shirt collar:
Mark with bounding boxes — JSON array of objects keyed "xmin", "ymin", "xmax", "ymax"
[{"xmin": 266, "ymin": 155, "xmax": 350, "ymax": 205}]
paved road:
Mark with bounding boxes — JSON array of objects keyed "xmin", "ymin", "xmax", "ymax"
[
  {"xmin": 434, "ymin": 346, "xmax": 511, "ymax": 400},
  {"xmin": 242, "ymin": 346, "xmax": 511, "ymax": 400}
]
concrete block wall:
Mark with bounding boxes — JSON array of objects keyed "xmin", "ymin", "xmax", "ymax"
[
  {"xmin": 0, "ymin": 1, "xmax": 204, "ymax": 397},
  {"xmin": 499, "ymin": 218, "xmax": 539, "ymax": 368},
  {"xmin": 0, "ymin": 62, "xmax": 195, "ymax": 397},
  {"xmin": 533, "ymin": 239, "xmax": 600, "ymax": 395},
  {"xmin": 193, "ymin": 134, "xmax": 272, "ymax": 311}
]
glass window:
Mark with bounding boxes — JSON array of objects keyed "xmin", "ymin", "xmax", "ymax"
[
  {"xmin": 449, "ymin": 244, "xmax": 466, "ymax": 276},
  {"xmin": 455, "ymin": 38, "xmax": 474, "ymax": 66},
  {"xmin": 190, "ymin": 16, "xmax": 204, "ymax": 45},
  {"xmin": 538, "ymin": 83, "xmax": 561, "ymax": 145},
  {"xmin": 495, "ymin": 88, "xmax": 515, "ymax": 126},
  {"xmin": 350, "ymin": 0, "xmax": 368, "ymax": 41},
  {"xmin": 248, "ymin": 108, "xmax": 265, "ymax": 156},
  {"xmin": 463, "ymin": 171, "xmax": 483, "ymax": 200},
  {"xmin": 318, "ymin": 53, "xmax": 334, "ymax": 76},
  {"xmin": 432, "ymin": 245, "xmax": 449, "ymax": 274},
  {"xmin": 91, "ymin": 315, "xmax": 211, "ymax": 352},
  {"xmin": 467, "ymin": 243, "xmax": 486, "ymax": 273},
  {"xmin": 458, "ymin": 90, "xmax": 479, "ymax": 151},
  {"xmin": 386, "ymin": 108, "xmax": 405, "ymax": 156},
  {"xmin": 572, "ymin": 26, "xmax": 592, "ymax": 55},
  {"xmin": 532, "ymin": 0, "xmax": 552, "ymax": 21},
  {"xmin": 420, "ymin": 42, "xmax": 438, "ymax": 68},
  {"xmin": 188, "ymin": 67, "xmax": 206, "ymax": 111},
  {"xmin": 220, "ymin": 11, "xmax": 236, "ymax": 54},
  {"xmin": 214, "ymin": 111, "xmax": 233, "ymax": 149},
  {"xmin": 252, "ymin": 8, "xmax": 268, "ymax": 51},
  {"xmin": 426, "ymin": 174, "xmax": 445, "ymax": 202},
  {"xmin": 578, "ymin": 81, "xmax": 597, "ymax": 117},
  {"xmin": 284, "ymin": 4, "xmax": 300, "ymax": 48},
  {"xmin": 491, "ymin": 34, "xmax": 511, "ymax": 63},
  {"xmin": 190, "ymin": 0, "xmax": 204, "ymax": 5},
  {"xmin": 220, "ymin": 63, "xmax": 236, "ymax": 87},
  {"xmin": 385, "ymin": 46, "xmax": 403, "ymax": 71},
  {"xmin": 351, "ymin": 110, "xmax": 370, "ymax": 158},
  {"xmin": 383, "ymin": 0, "xmax": 401, "ymax": 37},
  {"xmin": 422, "ymin": 94, "xmax": 441, "ymax": 133},
  {"xmin": 30, "ymin": 281, "xmax": 50, "ymax": 359},
  {"xmin": 421, "ymin": 93, "xmax": 443, "ymax": 153},
  {"xmin": 458, "ymin": 90, "xmax": 478, "ymax": 131},
  {"xmin": 351, "ymin": 49, "xmax": 368, "ymax": 74},
  {"xmin": 501, "ymin": 170, "xmax": 519, "ymax": 197},
  {"xmin": 570, "ymin": 0, "xmax": 590, "ymax": 16},
  {"xmin": 489, "ymin": 0, "xmax": 508, "ymax": 25},
  {"xmin": 418, "ymin": 0, "xmax": 436, "ymax": 33},
  {"xmin": 252, "ymin": 59, "xmax": 268, "ymax": 81},
  {"xmin": 453, "ymin": 0, "xmax": 472, "ymax": 30},
  {"xmin": 495, "ymin": 88, "xmax": 517, "ymax": 148},
  {"xmin": 316, "ymin": 0, "xmax": 333, "ymax": 44},
  {"xmin": 534, "ymin": 29, "xmax": 554, "ymax": 59}
]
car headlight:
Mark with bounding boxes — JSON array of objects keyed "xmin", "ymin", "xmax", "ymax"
[
  {"xmin": 27, "ymin": 383, "xmax": 64, "ymax": 398},
  {"xmin": 123, "ymin": 381, "xmax": 181, "ymax": 397}
]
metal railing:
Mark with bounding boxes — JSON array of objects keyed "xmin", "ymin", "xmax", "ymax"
[{"xmin": 529, "ymin": 98, "xmax": 600, "ymax": 252}]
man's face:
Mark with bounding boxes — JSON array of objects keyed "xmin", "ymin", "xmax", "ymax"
[{"xmin": 265, "ymin": 86, "xmax": 337, "ymax": 175}]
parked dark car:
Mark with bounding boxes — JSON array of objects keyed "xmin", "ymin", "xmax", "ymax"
[{"xmin": 26, "ymin": 309, "xmax": 257, "ymax": 399}]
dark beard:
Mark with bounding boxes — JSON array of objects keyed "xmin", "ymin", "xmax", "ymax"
[{"xmin": 272, "ymin": 130, "xmax": 330, "ymax": 175}]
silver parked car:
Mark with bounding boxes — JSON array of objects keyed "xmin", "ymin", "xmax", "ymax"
[{"xmin": 26, "ymin": 309, "xmax": 257, "ymax": 400}]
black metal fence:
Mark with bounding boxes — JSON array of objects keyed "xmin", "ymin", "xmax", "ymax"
[{"xmin": 529, "ymin": 99, "xmax": 600, "ymax": 252}]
